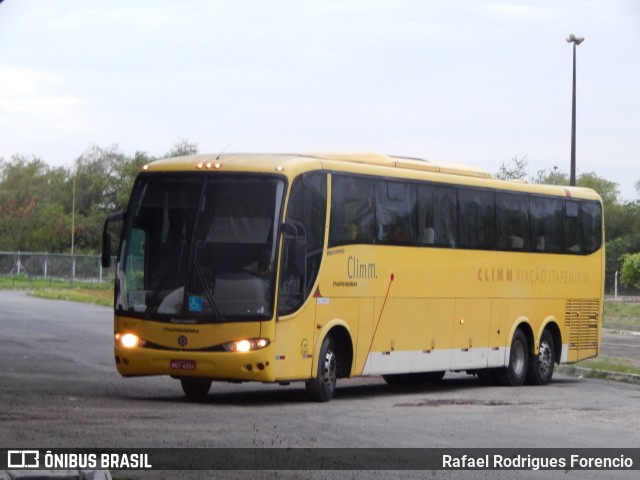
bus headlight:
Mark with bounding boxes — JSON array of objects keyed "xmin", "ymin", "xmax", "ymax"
[
  {"xmin": 115, "ymin": 332, "xmax": 145, "ymax": 348},
  {"xmin": 223, "ymin": 338, "xmax": 270, "ymax": 353}
]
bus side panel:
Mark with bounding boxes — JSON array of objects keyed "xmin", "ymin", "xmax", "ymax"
[
  {"xmin": 362, "ymin": 298, "xmax": 455, "ymax": 375},
  {"xmin": 488, "ymin": 299, "xmax": 508, "ymax": 367},
  {"xmin": 272, "ymin": 304, "xmax": 315, "ymax": 382},
  {"xmin": 419, "ymin": 299, "xmax": 455, "ymax": 372},
  {"xmin": 450, "ymin": 299, "xmax": 492, "ymax": 370},
  {"xmin": 354, "ymin": 298, "xmax": 374, "ymax": 376}
]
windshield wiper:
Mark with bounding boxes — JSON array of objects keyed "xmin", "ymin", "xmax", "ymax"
[{"xmin": 194, "ymin": 256, "xmax": 226, "ymax": 323}]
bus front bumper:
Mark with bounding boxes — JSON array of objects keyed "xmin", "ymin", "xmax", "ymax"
[{"xmin": 114, "ymin": 345, "xmax": 276, "ymax": 382}]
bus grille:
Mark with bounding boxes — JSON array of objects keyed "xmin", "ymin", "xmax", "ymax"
[{"xmin": 565, "ymin": 299, "xmax": 600, "ymax": 351}]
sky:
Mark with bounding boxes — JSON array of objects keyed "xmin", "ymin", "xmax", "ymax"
[{"xmin": 1, "ymin": 0, "xmax": 639, "ymax": 199}]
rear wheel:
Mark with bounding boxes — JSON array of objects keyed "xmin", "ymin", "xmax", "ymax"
[
  {"xmin": 180, "ymin": 377, "xmax": 212, "ymax": 400},
  {"xmin": 527, "ymin": 330, "xmax": 555, "ymax": 385},
  {"xmin": 496, "ymin": 329, "xmax": 529, "ymax": 386},
  {"xmin": 306, "ymin": 336, "xmax": 338, "ymax": 402}
]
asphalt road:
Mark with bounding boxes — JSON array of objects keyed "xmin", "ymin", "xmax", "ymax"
[{"xmin": 1, "ymin": 290, "xmax": 639, "ymax": 480}]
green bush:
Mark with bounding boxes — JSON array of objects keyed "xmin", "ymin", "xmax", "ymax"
[{"xmin": 620, "ymin": 252, "xmax": 640, "ymax": 289}]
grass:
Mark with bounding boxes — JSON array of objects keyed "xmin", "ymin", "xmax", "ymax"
[
  {"xmin": 32, "ymin": 286, "xmax": 114, "ymax": 307},
  {"xmin": 576, "ymin": 356, "xmax": 640, "ymax": 378},
  {"xmin": 603, "ymin": 300, "xmax": 640, "ymax": 331},
  {"xmin": 0, "ymin": 275, "xmax": 113, "ymax": 307}
]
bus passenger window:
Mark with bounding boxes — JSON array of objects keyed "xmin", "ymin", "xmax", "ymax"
[
  {"xmin": 330, "ymin": 175, "xmax": 375, "ymax": 246},
  {"xmin": 418, "ymin": 185, "xmax": 435, "ymax": 246},
  {"xmin": 418, "ymin": 185, "xmax": 457, "ymax": 248},
  {"xmin": 564, "ymin": 200, "xmax": 582, "ymax": 253},
  {"xmin": 375, "ymin": 180, "xmax": 416, "ymax": 244},
  {"xmin": 530, "ymin": 196, "xmax": 563, "ymax": 253},
  {"xmin": 435, "ymin": 188, "xmax": 457, "ymax": 247},
  {"xmin": 459, "ymin": 188, "xmax": 494, "ymax": 249},
  {"xmin": 581, "ymin": 201, "xmax": 602, "ymax": 253},
  {"xmin": 422, "ymin": 227, "xmax": 435, "ymax": 244},
  {"xmin": 508, "ymin": 224, "xmax": 524, "ymax": 249},
  {"xmin": 496, "ymin": 192, "xmax": 529, "ymax": 251}
]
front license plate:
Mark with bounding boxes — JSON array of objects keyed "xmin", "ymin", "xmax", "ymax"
[{"xmin": 170, "ymin": 359, "xmax": 196, "ymax": 371}]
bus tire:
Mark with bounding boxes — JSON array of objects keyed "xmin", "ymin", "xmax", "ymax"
[
  {"xmin": 306, "ymin": 336, "xmax": 338, "ymax": 402},
  {"xmin": 180, "ymin": 377, "xmax": 212, "ymax": 400},
  {"xmin": 527, "ymin": 330, "xmax": 555, "ymax": 385},
  {"xmin": 497, "ymin": 329, "xmax": 529, "ymax": 386}
]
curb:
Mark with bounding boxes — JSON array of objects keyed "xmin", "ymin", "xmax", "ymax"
[
  {"xmin": 603, "ymin": 328, "xmax": 640, "ymax": 336},
  {"xmin": 557, "ymin": 365, "xmax": 640, "ymax": 385}
]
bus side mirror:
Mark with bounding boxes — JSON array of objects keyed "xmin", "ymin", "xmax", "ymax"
[{"xmin": 102, "ymin": 212, "xmax": 123, "ymax": 268}]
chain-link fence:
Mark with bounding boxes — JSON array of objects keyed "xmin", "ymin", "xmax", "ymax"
[{"xmin": 0, "ymin": 252, "xmax": 116, "ymax": 286}]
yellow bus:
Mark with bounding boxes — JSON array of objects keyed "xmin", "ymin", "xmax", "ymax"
[{"xmin": 102, "ymin": 153, "xmax": 604, "ymax": 401}]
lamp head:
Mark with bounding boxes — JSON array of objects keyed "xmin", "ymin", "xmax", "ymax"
[{"xmin": 566, "ymin": 34, "xmax": 585, "ymax": 45}]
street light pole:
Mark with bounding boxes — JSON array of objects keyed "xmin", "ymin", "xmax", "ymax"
[
  {"xmin": 71, "ymin": 171, "xmax": 75, "ymax": 257},
  {"xmin": 567, "ymin": 34, "xmax": 584, "ymax": 187}
]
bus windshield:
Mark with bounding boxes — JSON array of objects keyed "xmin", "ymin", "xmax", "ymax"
[{"xmin": 115, "ymin": 174, "xmax": 285, "ymax": 322}]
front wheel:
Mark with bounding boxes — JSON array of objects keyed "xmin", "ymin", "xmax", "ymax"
[
  {"xmin": 527, "ymin": 330, "xmax": 555, "ymax": 385},
  {"xmin": 496, "ymin": 329, "xmax": 529, "ymax": 386},
  {"xmin": 306, "ymin": 336, "xmax": 338, "ymax": 402},
  {"xmin": 180, "ymin": 377, "xmax": 212, "ymax": 400}
]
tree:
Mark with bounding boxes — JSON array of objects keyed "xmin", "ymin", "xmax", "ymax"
[
  {"xmin": 165, "ymin": 138, "xmax": 198, "ymax": 158},
  {"xmin": 73, "ymin": 144, "xmax": 130, "ymax": 213},
  {"xmin": 577, "ymin": 172, "xmax": 620, "ymax": 207},
  {"xmin": 69, "ymin": 145, "xmax": 135, "ymax": 252},
  {"xmin": 114, "ymin": 151, "xmax": 154, "ymax": 211},
  {"xmin": 620, "ymin": 253, "xmax": 640, "ymax": 290},
  {"xmin": 532, "ymin": 167, "xmax": 568, "ymax": 186},
  {"xmin": 0, "ymin": 155, "xmax": 57, "ymax": 251},
  {"xmin": 29, "ymin": 203, "xmax": 70, "ymax": 252},
  {"xmin": 0, "ymin": 143, "xmax": 191, "ymax": 253},
  {"xmin": 495, "ymin": 155, "xmax": 528, "ymax": 181}
]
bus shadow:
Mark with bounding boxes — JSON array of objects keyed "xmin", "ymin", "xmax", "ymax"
[
  {"xmin": 121, "ymin": 372, "xmax": 580, "ymax": 406},
  {"xmin": 334, "ymin": 377, "xmax": 479, "ymax": 401},
  {"xmin": 132, "ymin": 373, "xmax": 572, "ymax": 406}
]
